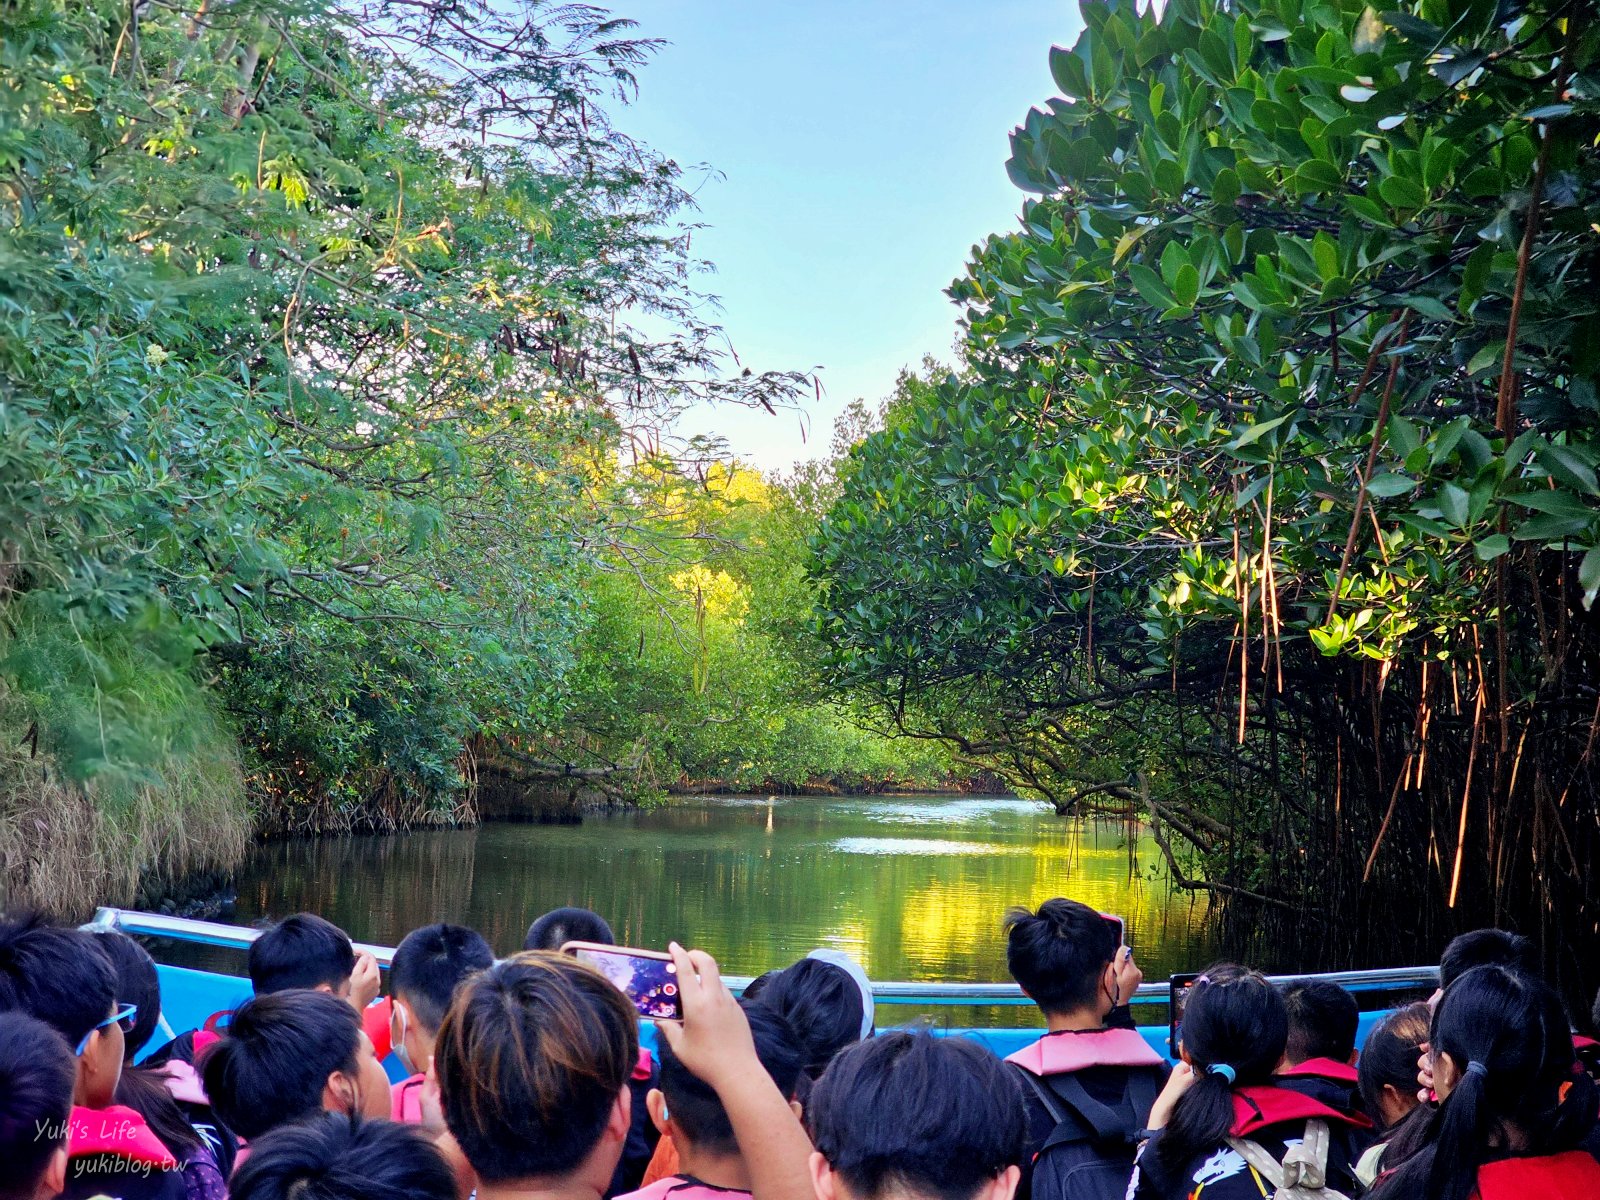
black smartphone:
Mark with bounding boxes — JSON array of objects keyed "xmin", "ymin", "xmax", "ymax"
[
  {"xmin": 1100, "ymin": 913, "xmax": 1127, "ymax": 951},
  {"xmin": 563, "ymin": 941, "xmax": 683, "ymax": 1021},
  {"xmin": 1169, "ymin": 972, "xmax": 1200, "ymax": 1055}
]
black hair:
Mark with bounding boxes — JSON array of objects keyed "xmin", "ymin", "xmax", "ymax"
[
  {"xmin": 0, "ymin": 1012, "xmax": 75, "ymax": 1200},
  {"xmin": 1437, "ymin": 928, "xmax": 1537, "ymax": 991},
  {"xmin": 95, "ymin": 930, "xmax": 163, "ymax": 1057},
  {"xmin": 229, "ymin": 1113, "xmax": 455, "ymax": 1200},
  {"xmin": 0, "ymin": 912, "xmax": 117, "ymax": 1047},
  {"xmin": 1003, "ymin": 898, "xmax": 1116, "ymax": 1015},
  {"xmin": 390, "ymin": 922, "xmax": 494, "ymax": 1032},
  {"xmin": 1156, "ymin": 970, "xmax": 1287, "ymax": 1179},
  {"xmin": 658, "ymin": 1000, "xmax": 803, "ymax": 1155},
  {"xmin": 1357, "ymin": 1002, "xmax": 1431, "ymax": 1129},
  {"xmin": 248, "ymin": 913, "xmax": 356, "ymax": 995},
  {"xmin": 1376, "ymin": 966, "xmax": 1596, "ymax": 1200},
  {"xmin": 523, "ymin": 906, "xmax": 615, "ymax": 952},
  {"xmin": 809, "ymin": 1032, "xmax": 1026, "ymax": 1200},
  {"xmin": 740, "ymin": 969, "xmax": 783, "ymax": 1000},
  {"xmin": 751, "ymin": 958, "xmax": 864, "ymax": 1081},
  {"xmin": 435, "ymin": 952, "xmax": 638, "ymax": 1183},
  {"xmin": 201, "ymin": 990, "xmax": 362, "ymax": 1141},
  {"xmin": 1281, "ymin": 980, "xmax": 1359, "ymax": 1065}
]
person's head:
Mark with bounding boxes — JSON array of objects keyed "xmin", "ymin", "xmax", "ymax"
[
  {"xmin": 94, "ymin": 931, "xmax": 163, "ymax": 1060},
  {"xmin": 1003, "ymin": 899, "xmax": 1118, "ymax": 1019},
  {"xmin": 754, "ymin": 957, "xmax": 870, "ymax": 1084},
  {"xmin": 228, "ymin": 1113, "xmax": 456, "ymax": 1200},
  {"xmin": 0, "ymin": 914, "xmax": 124, "ymax": 1108},
  {"xmin": 1158, "ymin": 969, "xmax": 1287, "ymax": 1177},
  {"xmin": 1280, "ymin": 980, "xmax": 1359, "ymax": 1067},
  {"xmin": 523, "ymin": 907, "xmax": 615, "ymax": 953},
  {"xmin": 434, "ymin": 951, "xmax": 637, "ymax": 1187},
  {"xmin": 0, "ymin": 1012, "xmax": 75, "ymax": 1200},
  {"xmin": 248, "ymin": 913, "xmax": 357, "ymax": 996},
  {"xmin": 650, "ymin": 1000, "xmax": 802, "ymax": 1161},
  {"xmin": 389, "ymin": 922, "xmax": 494, "ymax": 1076},
  {"xmin": 201, "ymin": 990, "xmax": 390, "ymax": 1140},
  {"xmin": 1388, "ymin": 965, "xmax": 1595, "ymax": 1200},
  {"xmin": 1358, "ymin": 1002, "xmax": 1431, "ymax": 1130},
  {"xmin": 1435, "ymin": 928, "xmax": 1537, "ymax": 998},
  {"xmin": 808, "ymin": 1032, "xmax": 1026, "ymax": 1200}
]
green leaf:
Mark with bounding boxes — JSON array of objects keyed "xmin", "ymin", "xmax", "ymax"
[
  {"xmin": 1537, "ymin": 443, "xmax": 1600, "ymax": 496},
  {"xmin": 1232, "ymin": 414, "xmax": 1291, "ymax": 447},
  {"xmin": 1312, "ymin": 232, "xmax": 1340, "ymax": 282},
  {"xmin": 1212, "ymin": 167, "xmax": 1241, "ymax": 207},
  {"xmin": 1474, "ymin": 534, "xmax": 1512, "ymax": 561},
  {"xmin": 1378, "ymin": 175, "xmax": 1427, "ymax": 209},
  {"xmin": 1172, "ymin": 263, "xmax": 1200, "ymax": 307},
  {"xmin": 1582, "ymin": 548, "xmax": 1600, "ymax": 610},
  {"xmin": 1438, "ymin": 483, "xmax": 1470, "ymax": 528},
  {"xmin": 1128, "ymin": 264, "xmax": 1178, "ymax": 310},
  {"xmin": 1294, "ymin": 160, "xmax": 1344, "ymax": 193},
  {"xmin": 1364, "ymin": 473, "xmax": 1416, "ymax": 498}
]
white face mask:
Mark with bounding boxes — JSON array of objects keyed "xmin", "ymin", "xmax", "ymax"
[{"xmin": 392, "ymin": 1002, "xmax": 417, "ymax": 1076}]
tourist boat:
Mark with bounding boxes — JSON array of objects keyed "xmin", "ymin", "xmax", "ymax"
[{"xmin": 89, "ymin": 906, "xmax": 1439, "ymax": 1074}]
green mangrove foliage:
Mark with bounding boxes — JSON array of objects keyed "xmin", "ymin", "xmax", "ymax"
[{"xmin": 813, "ymin": 0, "xmax": 1600, "ymax": 982}]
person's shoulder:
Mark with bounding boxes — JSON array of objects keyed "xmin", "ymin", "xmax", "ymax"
[{"xmin": 614, "ymin": 1175, "xmax": 726, "ymax": 1200}]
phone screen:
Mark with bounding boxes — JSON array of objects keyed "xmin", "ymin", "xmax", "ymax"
[
  {"xmin": 569, "ymin": 946, "xmax": 683, "ymax": 1021},
  {"xmin": 1100, "ymin": 913, "xmax": 1126, "ymax": 951},
  {"xmin": 1168, "ymin": 972, "xmax": 1200, "ymax": 1055}
]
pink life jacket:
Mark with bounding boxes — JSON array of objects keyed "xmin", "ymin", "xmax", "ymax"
[
  {"xmin": 1278, "ymin": 1057, "xmax": 1360, "ymax": 1085},
  {"xmin": 616, "ymin": 1175, "xmax": 750, "ymax": 1200},
  {"xmin": 1004, "ymin": 1027, "xmax": 1168, "ymax": 1076},
  {"xmin": 1475, "ymin": 1151, "xmax": 1600, "ymax": 1200},
  {"xmin": 68, "ymin": 1104, "xmax": 180, "ymax": 1170},
  {"xmin": 393, "ymin": 1072, "xmax": 427, "ymax": 1123}
]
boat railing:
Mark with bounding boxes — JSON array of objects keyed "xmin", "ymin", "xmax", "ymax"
[{"xmin": 88, "ymin": 907, "xmax": 1440, "ymax": 1008}]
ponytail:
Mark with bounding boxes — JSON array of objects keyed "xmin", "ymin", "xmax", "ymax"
[{"xmin": 1155, "ymin": 969, "xmax": 1287, "ymax": 1178}]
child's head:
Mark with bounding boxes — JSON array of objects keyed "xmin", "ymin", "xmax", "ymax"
[
  {"xmin": 228, "ymin": 1113, "xmax": 456, "ymax": 1200},
  {"xmin": 435, "ymin": 951, "xmax": 637, "ymax": 1187},
  {"xmin": 1393, "ymin": 965, "xmax": 1596, "ymax": 1200},
  {"xmin": 1003, "ymin": 899, "xmax": 1118, "ymax": 1019},
  {"xmin": 1158, "ymin": 970, "xmax": 1287, "ymax": 1177},
  {"xmin": 1280, "ymin": 980, "xmax": 1359, "ymax": 1066},
  {"xmin": 750, "ymin": 956, "xmax": 870, "ymax": 1084},
  {"xmin": 389, "ymin": 922, "xmax": 493, "ymax": 1074},
  {"xmin": 523, "ymin": 906, "xmax": 615, "ymax": 952},
  {"xmin": 0, "ymin": 913, "xmax": 124, "ymax": 1107},
  {"xmin": 651, "ymin": 1000, "xmax": 802, "ymax": 1160},
  {"xmin": 1358, "ymin": 1002, "xmax": 1431, "ymax": 1130},
  {"xmin": 248, "ymin": 913, "xmax": 357, "ymax": 996},
  {"xmin": 201, "ymin": 990, "xmax": 390, "ymax": 1140},
  {"xmin": 0, "ymin": 1012, "xmax": 75, "ymax": 1200},
  {"xmin": 1436, "ymin": 928, "xmax": 1536, "ymax": 994},
  {"xmin": 94, "ymin": 930, "xmax": 163, "ymax": 1060},
  {"xmin": 808, "ymin": 1032, "xmax": 1026, "ymax": 1200}
]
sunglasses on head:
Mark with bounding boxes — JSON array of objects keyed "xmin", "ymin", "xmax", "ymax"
[{"xmin": 76, "ymin": 1003, "xmax": 138, "ymax": 1057}]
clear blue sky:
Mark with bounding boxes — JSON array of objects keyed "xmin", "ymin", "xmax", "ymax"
[{"xmin": 614, "ymin": 1, "xmax": 1084, "ymax": 471}]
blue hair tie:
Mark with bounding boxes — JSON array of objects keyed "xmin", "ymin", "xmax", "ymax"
[
  {"xmin": 1207, "ymin": 1063, "xmax": 1237, "ymax": 1084},
  {"xmin": 1466, "ymin": 1060, "xmax": 1488, "ymax": 1078}
]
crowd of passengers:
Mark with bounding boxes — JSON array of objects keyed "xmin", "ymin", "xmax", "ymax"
[{"xmin": 2, "ymin": 898, "xmax": 1599, "ymax": 1200}]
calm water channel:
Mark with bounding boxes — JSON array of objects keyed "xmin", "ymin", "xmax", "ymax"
[{"xmin": 164, "ymin": 794, "xmax": 1211, "ymax": 1017}]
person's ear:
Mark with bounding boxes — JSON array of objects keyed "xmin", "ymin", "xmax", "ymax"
[
  {"xmin": 1434, "ymin": 1051, "xmax": 1463, "ymax": 1096},
  {"xmin": 42, "ymin": 1144, "xmax": 68, "ymax": 1196},
  {"xmin": 323, "ymin": 1069, "xmax": 358, "ymax": 1115},
  {"xmin": 1179, "ymin": 1045, "xmax": 1193, "ymax": 1066},
  {"xmin": 313, "ymin": 982, "xmax": 335, "ymax": 995},
  {"xmin": 606, "ymin": 1084, "xmax": 632, "ymax": 1142},
  {"xmin": 789, "ymin": 1098, "xmax": 805, "ymax": 1122},
  {"xmin": 809, "ymin": 1151, "xmax": 838, "ymax": 1200},
  {"xmin": 1347, "ymin": 1049, "xmax": 1359, "ymax": 1067},
  {"xmin": 647, "ymin": 1087, "xmax": 671, "ymax": 1137},
  {"xmin": 984, "ymin": 1165, "xmax": 1023, "ymax": 1200}
]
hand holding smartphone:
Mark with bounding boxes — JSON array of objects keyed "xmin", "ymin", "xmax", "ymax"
[{"xmin": 562, "ymin": 941, "xmax": 683, "ymax": 1021}]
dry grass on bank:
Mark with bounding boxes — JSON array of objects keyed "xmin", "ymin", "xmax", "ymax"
[{"xmin": 0, "ymin": 716, "xmax": 251, "ymax": 920}]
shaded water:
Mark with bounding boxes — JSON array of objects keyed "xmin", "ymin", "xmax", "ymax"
[{"xmin": 164, "ymin": 794, "xmax": 1212, "ymax": 1013}]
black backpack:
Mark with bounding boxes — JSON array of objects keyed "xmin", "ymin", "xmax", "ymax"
[{"xmin": 1012, "ymin": 1063, "xmax": 1164, "ymax": 1200}]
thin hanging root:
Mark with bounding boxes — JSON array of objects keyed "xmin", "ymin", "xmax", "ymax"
[{"xmin": 1448, "ymin": 679, "xmax": 1487, "ymax": 909}]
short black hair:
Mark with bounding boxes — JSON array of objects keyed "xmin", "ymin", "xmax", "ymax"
[
  {"xmin": 201, "ymin": 990, "xmax": 361, "ymax": 1140},
  {"xmin": 229, "ymin": 1113, "xmax": 455, "ymax": 1200},
  {"xmin": 1438, "ymin": 929, "xmax": 1537, "ymax": 991},
  {"xmin": 658, "ymin": 1000, "xmax": 802, "ymax": 1155},
  {"xmin": 249, "ymin": 914, "xmax": 356, "ymax": 995},
  {"xmin": 524, "ymin": 907, "xmax": 614, "ymax": 952},
  {"xmin": 436, "ymin": 953, "xmax": 637, "ymax": 1183},
  {"xmin": 751, "ymin": 959, "xmax": 864, "ymax": 1079},
  {"xmin": 0, "ymin": 1012, "xmax": 75, "ymax": 1200},
  {"xmin": 0, "ymin": 912, "xmax": 117, "ymax": 1046},
  {"xmin": 1003, "ymin": 899, "xmax": 1116, "ymax": 1015},
  {"xmin": 95, "ymin": 931, "xmax": 163, "ymax": 1057},
  {"xmin": 1281, "ymin": 980, "xmax": 1359, "ymax": 1065},
  {"xmin": 810, "ymin": 1033, "xmax": 1026, "ymax": 1200},
  {"xmin": 391, "ymin": 923, "xmax": 494, "ymax": 1032}
]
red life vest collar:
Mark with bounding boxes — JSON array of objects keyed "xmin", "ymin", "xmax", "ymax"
[
  {"xmin": 1571, "ymin": 1034, "xmax": 1599, "ymax": 1052},
  {"xmin": 1005, "ymin": 1027, "xmax": 1167, "ymax": 1075},
  {"xmin": 1277, "ymin": 1057, "xmax": 1360, "ymax": 1085},
  {"xmin": 1476, "ymin": 1151, "xmax": 1600, "ymax": 1199},
  {"xmin": 68, "ymin": 1104, "xmax": 180, "ymax": 1169},
  {"xmin": 1230, "ymin": 1086, "xmax": 1372, "ymax": 1137},
  {"xmin": 634, "ymin": 1047, "xmax": 655, "ymax": 1081}
]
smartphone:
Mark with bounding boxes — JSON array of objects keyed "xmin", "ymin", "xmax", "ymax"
[
  {"xmin": 1168, "ymin": 972, "xmax": 1200, "ymax": 1055},
  {"xmin": 1100, "ymin": 912, "xmax": 1127, "ymax": 951},
  {"xmin": 563, "ymin": 941, "xmax": 683, "ymax": 1021}
]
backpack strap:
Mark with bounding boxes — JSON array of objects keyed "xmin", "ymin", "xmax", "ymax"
[
  {"xmin": 1009, "ymin": 1064, "xmax": 1142, "ymax": 1148},
  {"xmin": 1224, "ymin": 1120, "xmax": 1352, "ymax": 1200}
]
